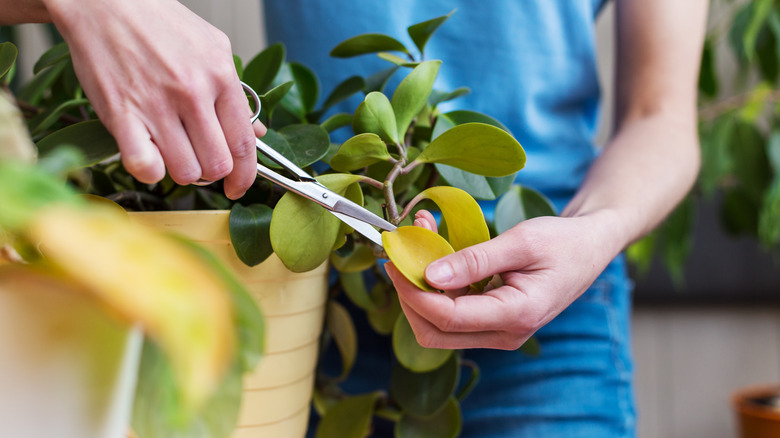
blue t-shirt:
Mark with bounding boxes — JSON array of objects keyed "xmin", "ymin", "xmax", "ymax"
[{"xmin": 263, "ymin": 0, "xmax": 607, "ymax": 205}]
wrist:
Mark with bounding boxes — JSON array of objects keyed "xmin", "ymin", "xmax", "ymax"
[{"xmin": 562, "ymin": 206, "xmax": 635, "ymax": 256}]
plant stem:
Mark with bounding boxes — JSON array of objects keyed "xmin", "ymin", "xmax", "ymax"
[
  {"xmin": 383, "ymin": 141, "xmax": 408, "ymax": 224},
  {"xmin": 698, "ymin": 89, "xmax": 780, "ymax": 122}
]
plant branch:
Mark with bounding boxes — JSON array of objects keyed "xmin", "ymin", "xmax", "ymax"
[{"xmin": 698, "ymin": 89, "xmax": 780, "ymax": 122}]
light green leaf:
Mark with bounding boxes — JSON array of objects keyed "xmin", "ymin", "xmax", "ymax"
[
  {"xmin": 0, "ymin": 42, "xmax": 18, "ymax": 82},
  {"xmin": 339, "ymin": 271, "xmax": 376, "ymax": 311},
  {"xmin": 353, "ymin": 91, "xmax": 399, "ymax": 143},
  {"xmin": 36, "ymin": 120, "xmax": 118, "ymax": 167},
  {"xmin": 495, "ymin": 185, "xmax": 556, "ymax": 234},
  {"xmin": 391, "ymin": 60, "xmax": 441, "ymax": 140},
  {"xmin": 407, "ymin": 10, "xmax": 455, "ymax": 56},
  {"xmin": 377, "ymin": 52, "xmax": 419, "ymax": 67},
  {"xmin": 330, "ymin": 133, "xmax": 392, "ymax": 171},
  {"xmin": 367, "ymin": 283, "xmax": 402, "ymax": 335},
  {"xmin": 330, "ymin": 33, "xmax": 409, "ymax": 58},
  {"xmin": 326, "ymin": 300, "xmax": 358, "ymax": 381},
  {"xmin": 229, "ymin": 204, "xmax": 273, "ymax": 267},
  {"xmin": 330, "ymin": 243, "xmax": 377, "ymax": 273},
  {"xmin": 416, "ymin": 123, "xmax": 525, "ymax": 177},
  {"xmin": 243, "ymin": 42, "xmax": 285, "ymax": 93},
  {"xmin": 390, "ymin": 353, "xmax": 458, "ymax": 418},
  {"xmin": 260, "ymin": 81, "xmax": 294, "ymax": 117},
  {"xmin": 392, "ymin": 313, "xmax": 453, "ymax": 372},
  {"xmin": 395, "ymin": 398, "xmax": 462, "ymax": 438},
  {"xmin": 429, "ymin": 87, "xmax": 470, "ymax": 108},
  {"xmin": 315, "ymin": 392, "xmax": 381, "ymax": 438},
  {"xmin": 744, "ymin": 0, "xmax": 773, "ymax": 60}
]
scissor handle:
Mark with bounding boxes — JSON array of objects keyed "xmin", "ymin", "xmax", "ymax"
[{"xmin": 242, "ymin": 82, "xmax": 262, "ymax": 124}]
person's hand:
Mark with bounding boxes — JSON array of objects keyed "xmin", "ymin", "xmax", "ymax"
[
  {"xmin": 385, "ymin": 209, "xmax": 625, "ymax": 350},
  {"xmin": 44, "ymin": 0, "xmax": 266, "ymax": 199}
]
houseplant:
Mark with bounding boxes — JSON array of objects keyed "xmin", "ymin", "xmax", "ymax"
[{"xmin": 2, "ymin": 10, "xmax": 550, "ymax": 437}]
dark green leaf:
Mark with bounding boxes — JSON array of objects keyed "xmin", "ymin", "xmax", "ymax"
[
  {"xmin": 33, "ymin": 41, "xmax": 70, "ymax": 74},
  {"xmin": 395, "ymin": 398, "xmax": 461, "ymax": 438},
  {"xmin": 364, "ymin": 66, "xmax": 400, "ymax": 93},
  {"xmin": 518, "ymin": 336, "xmax": 541, "ymax": 356},
  {"xmin": 698, "ymin": 38, "xmax": 719, "ymax": 98},
  {"xmin": 722, "ymin": 188, "xmax": 760, "ymax": 237},
  {"xmin": 321, "ymin": 76, "xmax": 366, "ymax": 111},
  {"xmin": 391, "ymin": 61, "xmax": 440, "ymax": 140},
  {"xmin": 429, "ymin": 87, "xmax": 470, "ymax": 108},
  {"xmin": 729, "ymin": 4, "xmax": 752, "ymax": 64},
  {"xmin": 744, "ymin": 0, "xmax": 773, "ymax": 60},
  {"xmin": 18, "ymin": 61, "xmax": 67, "ymax": 105},
  {"xmin": 315, "ymin": 392, "xmax": 381, "ymax": 438},
  {"xmin": 729, "ymin": 120, "xmax": 771, "ymax": 203},
  {"xmin": 37, "ymin": 119, "xmax": 119, "ymax": 167},
  {"xmin": 494, "ymin": 185, "xmax": 556, "ymax": 234},
  {"xmin": 393, "ymin": 313, "xmax": 453, "ymax": 373},
  {"xmin": 699, "ymin": 116, "xmax": 735, "ymax": 195},
  {"xmin": 391, "ymin": 353, "xmax": 458, "ymax": 418},
  {"xmin": 229, "ymin": 203, "xmax": 273, "ymax": 267},
  {"xmin": 276, "ymin": 62, "xmax": 319, "ymax": 120},
  {"xmin": 260, "ymin": 80, "xmax": 294, "ymax": 117},
  {"xmin": 261, "ymin": 124, "xmax": 330, "ymax": 169},
  {"xmin": 759, "ymin": 179, "xmax": 780, "ymax": 247},
  {"xmin": 339, "ymin": 271, "xmax": 376, "ymax": 311},
  {"xmin": 30, "ymin": 98, "xmax": 90, "ymax": 136},
  {"xmin": 243, "ymin": 42, "xmax": 285, "ymax": 93},
  {"xmin": 330, "ymin": 33, "xmax": 409, "ymax": 58},
  {"xmin": 326, "ymin": 300, "xmax": 358, "ymax": 381},
  {"xmin": 0, "ymin": 41, "xmax": 17, "ymax": 82},
  {"xmin": 407, "ymin": 10, "xmax": 455, "ymax": 55},
  {"xmin": 320, "ymin": 113, "xmax": 352, "ymax": 133}
]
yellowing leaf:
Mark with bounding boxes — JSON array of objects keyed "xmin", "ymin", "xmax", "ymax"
[
  {"xmin": 412, "ymin": 186, "xmax": 490, "ymax": 252},
  {"xmin": 382, "ymin": 226, "xmax": 454, "ymax": 291},
  {"xmin": 27, "ymin": 205, "xmax": 234, "ymax": 408}
]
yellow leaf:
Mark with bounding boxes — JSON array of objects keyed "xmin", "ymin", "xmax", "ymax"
[
  {"xmin": 382, "ymin": 226, "xmax": 454, "ymax": 291},
  {"xmin": 413, "ymin": 186, "xmax": 490, "ymax": 251}
]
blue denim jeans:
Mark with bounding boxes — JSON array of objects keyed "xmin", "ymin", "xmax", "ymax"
[{"xmin": 309, "ymin": 256, "xmax": 635, "ymax": 437}]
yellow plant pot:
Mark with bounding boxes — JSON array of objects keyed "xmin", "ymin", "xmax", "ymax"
[
  {"xmin": 130, "ymin": 210, "xmax": 328, "ymax": 438},
  {"xmin": 733, "ymin": 385, "xmax": 780, "ymax": 438}
]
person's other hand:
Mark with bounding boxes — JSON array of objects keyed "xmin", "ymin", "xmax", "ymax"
[
  {"xmin": 44, "ymin": 0, "xmax": 266, "ymax": 199},
  {"xmin": 385, "ymin": 210, "xmax": 622, "ymax": 350}
]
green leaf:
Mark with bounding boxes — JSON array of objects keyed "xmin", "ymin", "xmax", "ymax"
[
  {"xmin": 391, "ymin": 60, "xmax": 440, "ymax": 140},
  {"xmin": 326, "ymin": 300, "xmax": 358, "ymax": 381},
  {"xmin": 518, "ymin": 336, "xmax": 541, "ymax": 356},
  {"xmin": 759, "ymin": 179, "xmax": 780, "ymax": 247},
  {"xmin": 429, "ymin": 87, "xmax": 470, "ymax": 108},
  {"xmin": 407, "ymin": 10, "xmax": 455, "ymax": 55},
  {"xmin": 0, "ymin": 42, "xmax": 18, "ymax": 82},
  {"xmin": 660, "ymin": 196, "xmax": 695, "ymax": 288},
  {"xmin": 353, "ymin": 91, "xmax": 399, "ymax": 143},
  {"xmin": 729, "ymin": 4, "xmax": 753, "ymax": 64},
  {"xmin": 377, "ymin": 52, "xmax": 420, "ymax": 67},
  {"xmin": 33, "ymin": 41, "xmax": 70, "ymax": 74},
  {"xmin": 228, "ymin": 204, "xmax": 273, "ymax": 267},
  {"xmin": 391, "ymin": 353, "xmax": 458, "ymax": 418},
  {"xmin": 699, "ymin": 116, "xmax": 736, "ymax": 195},
  {"xmin": 330, "ymin": 133, "xmax": 392, "ymax": 171},
  {"xmin": 132, "ymin": 341, "xmax": 243, "ymax": 438},
  {"xmin": 232, "ymin": 54, "xmax": 243, "ymax": 79},
  {"xmin": 417, "ymin": 123, "xmax": 525, "ymax": 177},
  {"xmin": 393, "ymin": 313, "xmax": 453, "ymax": 373},
  {"xmin": 744, "ymin": 0, "xmax": 773, "ymax": 61},
  {"xmin": 395, "ymin": 398, "xmax": 462, "ymax": 438},
  {"xmin": 330, "ymin": 33, "xmax": 409, "ymax": 58},
  {"xmin": 260, "ymin": 124, "xmax": 330, "ymax": 169},
  {"xmin": 495, "ymin": 185, "xmax": 556, "ymax": 234},
  {"xmin": 365, "ymin": 66, "xmax": 400, "ymax": 93},
  {"xmin": 320, "ymin": 113, "xmax": 352, "ymax": 133},
  {"xmin": 36, "ymin": 120, "xmax": 118, "ymax": 166},
  {"xmin": 367, "ymin": 283, "xmax": 402, "ymax": 335},
  {"xmin": 270, "ymin": 174, "xmax": 363, "ymax": 272},
  {"xmin": 768, "ymin": 129, "xmax": 780, "ymax": 173},
  {"xmin": 321, "ymin": 76, "xmax": 366, "ymax": 111},
  {"xmin": 330, "ymin": 243, "xmax": 377, "ymax": 273},
  {"xmin": 339, "ymin": 271, "xmax": 376, "ymax": 311},
  {"xmin": 30, "ymin": 98, "xmax": 90, "ymax": 136},
  {"xmin": 729, "ymin": 119, "xmax": 772, "ymax": 203},
  {"xmin": 18, "ymin": 60, "xmax": 67, "ymax": 105},
  {"xmin": 243, "ymin": 42, "xmax": 285, "ymax": 93},
  {"xmin": 286, "ymin": 62, "xmax": 319, "ymax": 116},
  {"xmin": 260, "ymin": 80, "xmax": 294, "ymax": 118},
  {"xmin": 698, "ymin": 38, "xmax": 718, "ymax": 98},
  {"xmin": 315, "ymin": 392, "xmax": 381, "ymax": 438}
]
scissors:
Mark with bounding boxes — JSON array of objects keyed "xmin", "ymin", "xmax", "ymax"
[{"xmin": 200, "ymin": 82, "xmax": 396, "ymax": 246}]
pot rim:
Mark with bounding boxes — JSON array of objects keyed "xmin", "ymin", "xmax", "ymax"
[{"xmin": 732, "ymin": 384, "xmax": 780, "ymax": 420}]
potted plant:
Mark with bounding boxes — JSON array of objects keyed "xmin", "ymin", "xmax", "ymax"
[{"xmin": 1, "ymin": 11, "xmax": 551, "ymax": 437}]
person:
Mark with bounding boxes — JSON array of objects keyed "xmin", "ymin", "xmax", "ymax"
[
  {"xmin": 3, "ymin": 0, "xmax": 708, "ymax": 436},
  {"xmin": 263, "ymin": 1, "xmax": 707, "ymax": 437},
  {"xmin": 2, "ymin": 0, "xmax": 265, "ymax": 200}
]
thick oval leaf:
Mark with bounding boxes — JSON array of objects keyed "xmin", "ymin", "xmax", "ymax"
[
  {"xmin": 391, "ymin": 353, "xmax": 459, "ymax": 418},
  {"xmin": 330, "ymin": 133, "xmax": 391, "ymax": 171},
  {"xmin": 326, "ymin": 300, "xmax": 358, "ymax": 381},
  {"xmin": 428, "ymin": 87, "xmax": 470, "ymax": 108},
  {"xmin": 30, "ymin": 205, "xmax": 235, "ymax": 407},
  {"xmin": 320, "ymin": 113, "xmax": 352, "ymax": 133},
  {"xmin": 416, "ymin": 123, "xmax": 525, "ymax": 176},
  {"xmin": 36, "ymin": 119, "xmax": 118, "ymax": 167},
  {"xmin": 315, "ymin": 392, "xmax": 382, "ymax": 438},
  {"xmin": 367, "ymin": 283, "xmax": 402, "ymax": 335},
  {"xmin": 365, "ymin": 66, "xmax": 400, "ymax": 94},
  {"xmin": 0, "ymin": 42, "xmax": 18, "ymax": 81},
  {"xmin": 330, "ymin": 33, "xmax": 409, "ymax": 58},
  {"xmin": 353, "ymin": 91, "xmax": 399, "ymax": 143},
  {"xmin": 30, "ymin": 98, "xmax": 90, "ymax": 136},
  {"xmin": 276, "ymin": 62, "xmax": 319, "ymax": 120},
  {"xmin": 436, "ymin": 165, "xmax": 515, "ymax": 201},
  {"xmin": 393, "ymin": 313, "xmax": 453, "ymax": 372},
  {"xmin": 243, "ymin": 42, "xmax": 285, "ymax": 93},
  {"xmin": 18, "ymin": 61, "xmax": 66, "ymax": 105},
  {"xmin": 391, "ymin": 60, "xmax": 441, "ymax": 140},
  {"xmin": 382, "ymin": 226, "xmax": 454, "ymax": 291},
  {"xmin": 330, "ymin": 243, "xmax": 377, "ymax": 273},
  {"xmin": 229, "ymin": 203, "xmax": 273, "ymax": 267},
  {"xmin": 270, "ymin": 174, "xmax": 363, "ymax": 272},
  {"xmin": 495, "ymin": 185, "xmax": 556, "ymax": 234},
  {"xmin": 395, "ymin": 398, "xmax": 462, "ymax": 438},
  {"xmin": 260, "ymin": 80, "xmax": 294, "ymax": 117},
  {"xmin": 262, "ymin": 124, "xmax": 330, "ymax": 169},
  {"xmin": 33, "ymin": 41, "xmax": 70, "ymax": 74},
  {"xmin": 411, "ymin": 186, "xmax": 490, "ymax": 252},
  {"xmin": 407, "ymin": 10, "xmax": 455, "ymax": 55},
  {"xmin": 339, "ymin": 271, "xmax": 376, "ymax": 311},
  {"xmin": 377, "ymin": 52, "xmax": 419, "ymax": 67},
  {"xmin": 321, "ymin": 76, "xmax": 366, "ymax": 111}
]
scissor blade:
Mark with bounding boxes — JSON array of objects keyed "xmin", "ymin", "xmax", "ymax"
[
  {"xmin": 330, "ymin": 211, "xmax": 385, "ymax": 247},
  {"xmin": 332, "ymin": 199, "xmax": 396, "ymax": 232}
]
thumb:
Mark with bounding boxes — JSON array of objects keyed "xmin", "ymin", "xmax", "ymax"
[{"xmin": 424, "ymin": 234, "xmax": 522, "ymax": 290}]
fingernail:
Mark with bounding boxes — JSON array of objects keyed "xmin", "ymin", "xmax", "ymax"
[{"xmin": 426, "ymin": 261, "xmax": 453, "ymax": 285}]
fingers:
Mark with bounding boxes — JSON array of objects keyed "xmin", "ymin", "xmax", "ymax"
[
  {"xmin": 216, "ymin": 82, "xmax": 258, "ymax": 199},
  {"xmin": 424, "ymin": 231, "xmax": 531, "ymax": 291},
  {"xmin": 112, "ymin": 114, "xmax": 165, "ymax": 184},
  {"xmin": 413, "ymin": 210, "xmax": 438, "ymax": 232}
]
